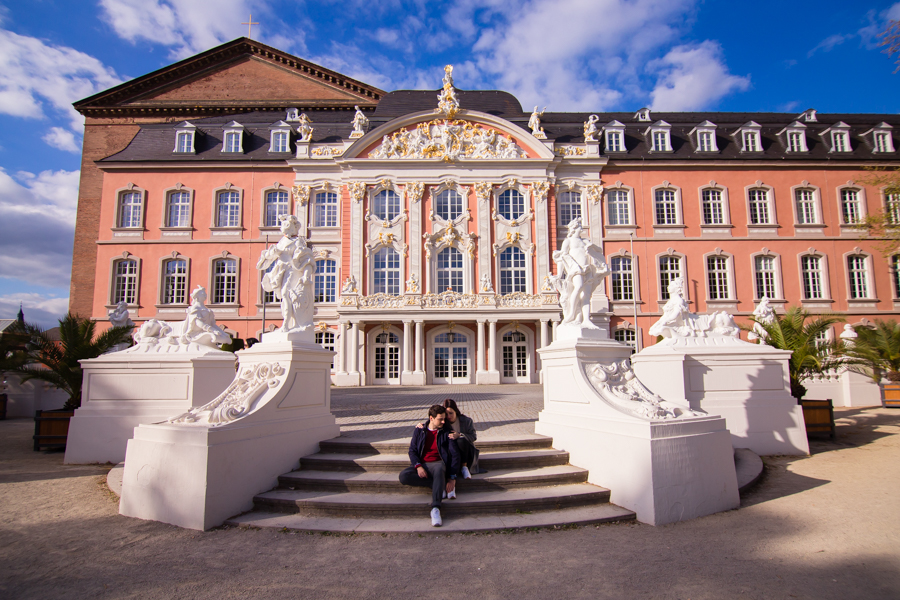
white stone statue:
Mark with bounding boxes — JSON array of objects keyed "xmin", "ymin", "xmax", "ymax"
[
  {"xmin": 436, "ymin": 65, "xmax": 460, "ymax": 118},
  {"xmin": 649, "ymin": 277, "xmax": 740, "ymax": 342},
  {"xmin": 480, "ymin": 273, "xmax": 494, "ymax": 293},
  {"xmin": 130, "ymin": 286, "xmax": 231, "ymax": 352},
  {"xmin": 529, "ymin": 106, "xmax": 546, "ymax": 139},
  {"xmin": 256, "ymin": 215, "xmax": 316, "ymax": 334},
  {"xmin": 297, "ymin": 113, "xmax": 314, "ymax": 142},
  {"xmin": 583, "ymin": 114, "xmax": 600, "ymax": 142},
  {"xmin": 342, "ymin": 275, "xmax": 357, "ymax": 294},
  {"xmin": 550, "ymin": 218, "xmax": 609, "ymax": 334},
  {"xmin": 350, "ymin": 105, "xmax": 368, "ymax": 138},
  {"xmin": 108, "ymin": 301, "xmax": 133, "ymax": 329},
  {"xmin": 748, "ymin": 296, "xmax": 776, "ymax": 342}
]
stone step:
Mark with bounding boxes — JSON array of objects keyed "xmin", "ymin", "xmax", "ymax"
[
  {"xmin": 278, "ymin": 465, "xmax": 589, "ymax": 493},
  {"xmin": 300, "ymin": 449, "xmax": 570, "ymax": 473},
  {"xmin": 318, "ymin": 434, "xmax": 553, "ymax": 455},
  {"xmin": 252, "ymin": 483, "xmax": 611, "ymax": 517},
  {"xmin": 226, "ymin": 503, "xmax": 636, "ymax": 534}
]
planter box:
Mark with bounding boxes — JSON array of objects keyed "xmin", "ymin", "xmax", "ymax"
[
  {"xmin": 800, "ymin": 399, "xmax": 836, "ymax": 442},
  {"xmin": 33, "ymin": 409, "xmax": 74, "ymax": 451},
  {"xmin": 880, "ymin": 383, "xmax": 900, "ymax": 408}
]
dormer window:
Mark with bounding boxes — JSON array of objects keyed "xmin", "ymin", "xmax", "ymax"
[
  {"xmin": 690, "ymin": 121, "xmax": 718, "ymax": 153},
  {"xmin": 646, "ymin": 121, "xmax": 672, "ymax": 152},
  {"xmin": 269, "ymin": 121, "xmax": 292, "ymax": 153},
  {"xmin": 634, "ymin": 108, "xmax": 651, "ymax": 122},
  {"xmin": 778, "ymin": 121, "xmax": 808, "ymax": 153},
  {"xmin": 875, "ymin": 131, "xmax": 894, "ymax": 153},
  {"xmin": 734, "ymin": 122, "xmax": 762, "ymax": 153},
  {"xmin": 222, "ymin": 121, "xmax": 244, "ymax": 153},
  {"xmin": 286, "ymin": 108, "xmax": 300, "ymax": 122},
  {"xmin": 798, "ymin": 109, "xmax": 817, "ymax": 123},
  {"xmin": 862, "ymin": 122, "xmax": 895, "ymax": 153},
  {"xmin": 603, "ymin": 120, "xmax": 625, "ymax": 153},
  {"xmin": 822, "ymin": 122, "xmax": 852, "ymax": 153},
  {"xmin": 173, "ymin": 122, "xmax": 196, "ymax": 154}
]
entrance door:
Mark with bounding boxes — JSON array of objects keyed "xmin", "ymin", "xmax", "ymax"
[
  {"xmin": 501, "ymin": 331, "xmax": 530, "ymax": 383},
  {"xmin": 374, "ymin": 331, "xmax": 400, "ymax": 385},
  {"xmin": 432, "ymin": 331, "xmax": 471, "ymax": 384}
]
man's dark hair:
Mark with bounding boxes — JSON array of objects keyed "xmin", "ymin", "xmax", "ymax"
[{"xmin": 428, "ymin": 404, "xmax": 446, "ymax": 419}]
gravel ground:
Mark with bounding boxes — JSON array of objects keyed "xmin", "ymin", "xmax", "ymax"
[{"xmin": 1, "ymin": 402, "xmax": 898, "ymax": 600}]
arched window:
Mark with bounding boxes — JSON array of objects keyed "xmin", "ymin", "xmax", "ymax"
[
  {"xmin": 216, "ymin": 191, "xmax": 241, "ymax": 227},
  {"xmin": 162, "ymin": 259, "xmax": 187, "ymax": 304},
  {"xmin": 373, "ymin": 189, "xmax": 400, "ymax": 221},
  {"xmin": 801, "ymin": 255, "xmax": 825, "ymax": 299},
  {"xmin": 118, "ymin": 191, "xmax": 143, "ymax": 228},
  {"xmin": 613, "ymin": 328, "xmax": 636, "ymax": 353},
  {"xmin": 373, "ymin": 247, "xmax": 400, "ymax": 295},
  {"xmin": 212, "ymin": 258, "xmax": 237, "ymax": 303},
  {"xmin": 706, "ymin": 255, "xmax": 731, "ymax": 300},
  {"xmin": 795, "ymin": 188, "xmax": 818, "ymax": 224},
  {"xmin": 847, "ymin": 255, "xmax": 870, "ymax": 299},
  {"xmin": 265, "ymin": 191, "xmax": 290, "ymax": 227},
  {"xmin": 754, "ymin": 255, "xmax": 778, "ymax": 299},
  {"xmin": 606, "ymin": 189, "xmax": 630, "ymax": 226},
  {"xmin": 313, "ymin": 191, "xmax": 338, "ymax": 227},
  {"xmin": 113, "ymin": 259, "xmax": 138, "ymax": 304},
  {"xmin": 557, "ymin": 190, "xmax": 581, "ymax": 226},
  {"xmin": 436, "ymin": 247, "xmax": 463, "ymax": 292},
  {"xmin": 747, "ymin": 188, "xmax": 772, "ymax": 225},
  {"xmin": 654, "ymin": 188, "xmax": 678, "ymax": 225},
  {"xmin": 435, "ymin": 189, "xmax": 463, "ymax": 221},
  {"xmin": 499, "ymin": 246, "xmax": 526, "ymax": 294},
  {"xmin": 314, "ymin": 259, "xmax": 336, "ymax": 302},
  {"xmin": 610, "ymin": 256, "xmax": 634, "ymax": 301},
  {"xmin": 498, "ymin": 189, "xmax": 525, "ymax": 220},
  {"xmin": 701, "ymin": 189, "xmax": 725, "ymax": 225},
  {"xmin": 840, "ymin": 189, "xmax": 862, "ymax": 224},
  {"xmin": 166, "ymin": 191, "xmax": 191, "ymax": 228}
]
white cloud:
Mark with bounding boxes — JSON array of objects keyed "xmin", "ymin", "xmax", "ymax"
[
  {"xmin": 0, "ymin": 293, "xmax": 69, "ymax": 329},
  {"xmin": 648, "ymin": 41, "xmax": 750, "ymax": 111},
  {"xmin": 0, "ymin": 168, "xmax": 79, "ymax": 288},
  {"xmin": 808, "ymin": 33, "xmax": 851, "ymax": 57},
  {"xmin": 859, "ymin": 3, "xmax": 900, "ymax": 49},
  {"xmin": 0, "ymin": 29, "xmax": 123, "ymax": 130},
  {"xmin": 98, "ymin": 0, "xmax": 305, "ymax": 59},
  {"xmin": 42, "ymin": 127, "xmax": 81, "ymax": 153}
]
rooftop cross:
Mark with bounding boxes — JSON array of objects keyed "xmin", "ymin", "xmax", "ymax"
[{"xmin": 242, "ymin": 14, "xmax": 259, "ymax": 38}]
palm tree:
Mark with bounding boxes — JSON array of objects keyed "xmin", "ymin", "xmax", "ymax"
[
  {"xmin": 841, "ymin": 319, "xmax": 900, "ymax": 383},
  {"xmin": 748, "ymin": 306, "xmax": 846, "ymax": 400},
  {"xmin": 15, "ymin": 313, "xmax": 133, "ymax": 410}
]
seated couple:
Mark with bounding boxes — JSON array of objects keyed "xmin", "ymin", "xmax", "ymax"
[{"xmin": 398, "ymin": 399, "xmax": 481, "ymax": 527}]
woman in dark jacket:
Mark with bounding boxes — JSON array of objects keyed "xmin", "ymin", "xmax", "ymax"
[{"xmin": 442, "ymin": 398, "xmax": 480, "ymax": 479}]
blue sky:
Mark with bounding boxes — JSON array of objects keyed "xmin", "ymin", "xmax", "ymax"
[{"xmin": 1, "ymin": 0, "xmax": 899, "ymax": 327}]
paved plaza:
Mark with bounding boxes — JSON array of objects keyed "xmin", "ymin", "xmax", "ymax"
[{"xmin": 1, "ymin": 387, "xmax": 899, "ymax": 599}]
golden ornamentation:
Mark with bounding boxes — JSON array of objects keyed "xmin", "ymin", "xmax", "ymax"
[
  {"xmin": 585, "ymin": 184, "xmax": 603, "ymax": 205},
  {"xmin": 474, "ymin": 182, "xmax": 493, "ymax": 204},
  {"xmin": 348, "ymin": 182, "xmax": 366, "ymax": 203},
  {"xmin": 556, "ymin": 146, "xmax": 586, "ymax": 157},
  {"xmin": 311, "ymin": 147, "xmax": 343, "ymax": 157},
  {"xmin": 292, "ymin": 184, "xmax": 311, "ymax": 206},
  {"xmin": 368, "ymin": 119, "xmax": 524, "ymax": 161},
  {"xmin": 532, "ymin": 181, "xmax": 550, "ymax": 204},
  {"xmin": 407, "ymin": 181, "xmax": 424, "ymax": 204}
]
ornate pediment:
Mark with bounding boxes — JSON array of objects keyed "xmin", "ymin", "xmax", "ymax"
[{"xmin": 368, "ymin": 119, "xmax": 524, "ymax": 161}]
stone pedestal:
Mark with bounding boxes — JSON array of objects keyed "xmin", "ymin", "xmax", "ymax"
[
  {"xmin": 632, "ymin": 338, "xmax": 809, "ymax": 456},
  {"xmin": 119, "ymin": 337, "xmax": 339, "ymax": 530},
  {"xmin": 535, "ymin": 338, "xmax": 739, "ymax": 526},
  {"xmin": 64, "ymin": 347, "xmax": 236, "ymax": 464}
]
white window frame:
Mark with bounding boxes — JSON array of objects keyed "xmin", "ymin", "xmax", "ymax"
[
  {"xmin": 603, "ymin": 181, "xmax": 635, "ymax": 229},
  {"xmin": 703, "ymin": 250, "xmax": 736, "ymax": 302},
  {"xmin": 556, "ymin": 187, "xmax": 583, "ymax": 228},
  {"xmin": 798, "ymin": 251, "xmax": 831, "ymax": 301},
  {"xmin": 372, "ymin": 188, "xmax": 402, "ymax": 221},
  {"xmin": 656, "ymin": 250, "xmax": 687, "ymax": 302},
  {"xmin": 158, "ymin": 254, "xmax": 190, "ymax": 306},
  {"xmin": 733, "ymin": 122, "xmax": 762, "ymax": 153},
  {"xmin": 607, "ymin": 252, "xmax": 640, "ymax": 303},
  {"xmin": 315, "ymin": 329, "xmax": 336, "ymax": 370},
  {"xmin": 650, "ymin": 181, "xmax": 683, "ymax": 227},
  {"xmin": 864, "ymin": 123, "xmax": 895, "ymax": 153},
  {"xmin": 836, "ymin": 183, "xmax": 867, "ymax": 226},
  {"xmin": 312, "ymin": 188, "xmax": 340, "ymax": 228},
  {"xmin": 646, "ymin": 121, "xmax": 672, "ymax": 152},
  {"xmin": 891, "ymin": 255, "xmax": 900, "ymax": 300},
  {"xmin": 844, "ymin": 250, "xmax": 875, "ymax": 300},
  {"xmin": 496, "ymin": 245, "xmax": 531, "ymax": 295},
  {"xmin": 314, "ymin": 258, "xmax": 338, "ymax": 303},
  {"xmin": 634, "ymin": 108, "xmax": 651, "ymax": 122},
  {"xmin": 260, "ymin": 184, "xmax": 291, "ymax": 229},
  {"xmin": 603, "ymin": 120, "xmax": 626, "ymax": 153},
  {"xmin": 821, "ymin": 122, "xmax": 852, "ymax": 153},
  {"xmin": 791, "ymin": 182, "xmax": 823, "ymax": 226},
  {"xmin": 429, "ymin": 180, "xmax": 469, "ymax": 224},
  {"xmin": 109, "ymin": 254, "xmax": 141, "ymax": 307},
  {"xmin": 612, "ymin": 325, "xmax": 637, "ymax": 354},
  {"xmin": 209, "ymin": 253, "xmax": 240, "ymax": 305},
  {"xmin": 370, "ymin": 246, "xmax": 404, "ymax": 296},
  {"xmin": 211, "ymin": 184, "xmax": 244, "ymax": 230},
  {"xmin": 161, "ymin": 184, "xmax": 194, "ymax": 230},
  {"xmin": 749, "ymin": 250, "xmax": 783, "ymax": 301},
  {"xmin": 434, "ymin": 246, "xmax": 466, "ymax": 294},
  {"xmin": 884, "ymin": 189, "xmax": 900, "ymax": 225},
  {"xmin": 221, "ymin": 121, "xmax": 244, "ymax": 154},
  {"xmin": 744, "ymin": 182, "xmax": 777, "ymax": 227},
  {"xmin": 173, "ymin": 122, "xmax": 196, "ymax": 154},
  {"xmin": 114, "ymin": 184, "xmax": 146, "ymax": 230},
  {"xmin": 269, "ymin": 121, "xmax": 292, "ymax": 153},
  {"xmin": 778, "ymin": 121, "xmax": 809, "ymax": 153},
  {"xmin": 698, "ymin": 182, "xmax": 731, "ymax": 226},
  {"xmin": 689, "ymin": 121, "xmax": 719, "ymax": 153}
]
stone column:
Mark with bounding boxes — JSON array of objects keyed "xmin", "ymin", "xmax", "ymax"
[
  {"xmin": 538, "ymin": 318, "xmax": 550, "ymax": 376},
  {"xmin": 476, "ymin": 320, "xmax": 486, "ymax": 375},
  {"xmin": 350, "ymin": 322, "xmax": 359, "ymax": 376},
  {"xmin": 337, "ymin": 321, "xmax": 348, "ymax": 375},
  {"xmin": 552, "ymin": 320, "xmax": 558, "ymax": 342},
  {"xmin": 414, "ymin": 321, "xmax": 424, "ymax": 373},
  {"xmin": 478, "ymin": 319, "xmax": 500, "ymax": 384},
  {"xmin": 401, "ymin": 320, "xmax": 413, "ymax": 383}
]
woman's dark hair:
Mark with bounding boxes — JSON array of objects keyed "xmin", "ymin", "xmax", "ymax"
[{"xmin": 442, "ymin": 398, "xmax": 463, "ymax": 418}]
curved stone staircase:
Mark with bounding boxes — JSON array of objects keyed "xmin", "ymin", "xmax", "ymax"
[{"xmin": 225, "ymin": 434, "xmax": 636, "ymax": 533}]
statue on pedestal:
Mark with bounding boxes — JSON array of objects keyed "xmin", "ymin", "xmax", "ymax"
[
  {"xmin": 297, "ymin": 113, "xmax": 314, "ymax": 142},
  {"xmin": 748, "ymin": 296, "xmax": 776, "ymax": 342},
  {"xmin": 436, "ymin": 65, "xmax": 460, "ymax": 118},
  {"xmin": 350, "ymin": 106, "xmax": 368, "ymax": 138},
  {"xmin": 130, "ymin": 286, "xmax": 231, "ymax": 352},
  {"xmin": 256, "ymin": 215, "xmax": 315, "ymax": 334},
  {"xmin": 108, "ymin": 301, "xmax": 134, "ymax": 329},
  {"xmin": 551, "ymin": 218, "xmax": 609, "ymax": 334},
  {"xmin": 583, "ymin": 114, "xmax": 600, "ymax": 142},
  {"xmin": 529, "ymin": 106, "xmax": 547, "ymax": 139},
  {"xmin": 649, "ymin": 277, "xmax": 740, "ymax": 341}
]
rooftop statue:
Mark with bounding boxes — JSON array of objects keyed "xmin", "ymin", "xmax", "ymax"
[
  {"xmin": 550, "ymin": 218, "xmax": 609, "ymax": 337},
  {"xmin": 748, "ymin": 296, "xmax": 776, "ymax": 342},
  {"xmin": 436, "ymin": 65, "xmax": 460, "ymax": 118},
  {"xmin": 350, "ymin": 105, "xmax": 368, "ymax": 138},
  {"xmin": 297, "ymin": 113, "xmax": 314, "ymax": 142},
  {"xmin": 256, "ymin": 215, "xmax": 316, "ymax": 334},
  {"xmin": 583, "ymin": 114, "xmax": 600, "ymax": 142},
  {"xmin": 130, "ymin": 286, "xmax": 231, "ymax": 352},
  {"xmin": 529, "ymin": 106, "xmax": 546, "ymax": 139},
  {"xmin": 649, "ymin": 277, "xmax": 740, "ymax": 343}
]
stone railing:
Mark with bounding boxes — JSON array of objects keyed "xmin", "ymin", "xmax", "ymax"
[{"xmin": 340, "ymin": 290, "xmax": 559, "ymax": 310}]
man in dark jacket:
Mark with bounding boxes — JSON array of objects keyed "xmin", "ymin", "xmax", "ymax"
[{"xmin": 398, "ymin": 404, "xmax": 460, "ymax": 527}]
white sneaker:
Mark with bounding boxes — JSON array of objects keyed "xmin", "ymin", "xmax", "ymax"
[
  {"xmin": 462, "ymin": 466, "xmax": 472, "ymax": 479},
  {"xmin": 447, "ymin": 489, "xmax": 457, "ymax": 500},
  {"xmin": 431, "ymin": 507, "xmax": 442, "ymax": 527}
]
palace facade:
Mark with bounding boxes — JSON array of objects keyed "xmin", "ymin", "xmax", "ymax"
[{"xmin": 71, "ymin": 38, "xmax": 900, "ymax": 386}]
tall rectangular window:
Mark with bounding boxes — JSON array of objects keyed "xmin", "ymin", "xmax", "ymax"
[
  {"xmin": 606, "ymin": 131, "xmax": 622, "ymax": 152},
  {"xmin": 114, "ymin": 260, "xmax": 138, "ymax": 304},
  {"xmin": 610, "ymin": 256, "xmax": 634, "ymax": 301},
  {"xmin": 435, "ymin": 189, "xmax": 464, "ymax": 221},
  {"xmin": 659, "ymin": 256, "xmax": 681, "ymax": 300},
  {"xmin": 848, "ymin": 255, "xmax": 869, "ymax": 299},
  {"xmin": 654, "ymin": 189, "xmax": 678, "ymax": 225},
  {"xmin": 176, "ymin": 132, "xmax": 192, "ymax": 153},
  {"xmin": 887, "ymin": 193, "xmax": 900, "ymax": 225},
  {"xmin": 875, "ymin": 132, "xmax": 891, "ymax": 153},
  {"xmin": 893, "ymin": 255, "xmax": 900, "ymax": 298},
  {"xmin": 373, "ymin": 190, "xmax": 401, "ymax": 221},
  {"xmin": 499, "ymin": 247, "xmax": 526, "ymax": 294},
  {"xmin": 216, "ymin": 191, "xmax": 241, "ymax": 227},
  {"xmin": 119, "ymin": 192, "xmax": 142, "ymax": 228},
  {"xmin": 223, "ymin": 131, "xmax": 241, "ymax": 153},
  {"xmin": 748, "ymin": 189, "xmax": 771, "ymax": 225},
  {"xmin": 698, "ymin": 131, "xmax": 713, "ymax": 152},
  {"xmin": 166, "ymin": 191, "xmax": 191, "ymax": 227},
  {"xmin": 788, "ymin": 131, "xmax": 804, "ymax": 152},
  {"xmin": 498, "ymin": 189, "xmax": 525, "ymax": 220},
  {"xmin": 754, "ymin": 256, "xmax": 777, "ymax": 299},
  {"xmin": 832, "ymin": 132, "xmax": 848, "ymax": 152},
  {"xmin": 801, "ymin": 256, "xmax": 824, "ymax": 299},
  {"xmin": 213, "ymin": 259, "xmax": 237, "ymax": 303},
  {"xmin": 314, "ymin": 192, "xmax": 338, "ymax": 227},
  {"xmin": 607, "ymin": 189, "xmax": 630, "ymax": 225},
  {"xmin": 271, "ymin": 131, "xmax": 289, "ymax": 152},
  {"xmin": 840, "ymin": 189, "xmax": 861, "ymax": 224},
  {"xmin": 743, "ymin": 131, "xmax": 759, "ymax": 152},
  {"xmin": 265, "ymin": 191, "xmax": 290, "ymax": 227},
  {"xmin": 701, "ymin": 189, "xmax": 725, "ymax": 225},
  {"xmin": 436, "ymin": 247, "xmax": 464, "ymax": 293},
  {"xmin": 373, "ymin": 247, "xmax": 400, "ymax": 295},
  {"xmin": 652, "ymin": 130, "xmax": 668, "ymax": 151},
  {"xmin": 707, "ymin": 256, "xmax": 730, "ymax": 300},
  {"xmin": 795, "ymin": 189, "xmax": 817, "ymax": 224},
  {"xmin": 163, "ymin": 259, "xmax": 187, "ymax": 304},
  {"xmin": 557, "ymin": 191, "xmax": 581, "ymax": 227},
  {"xmin": 314, "ymin": 259, "xmax": 336, "ymax": 302}
]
